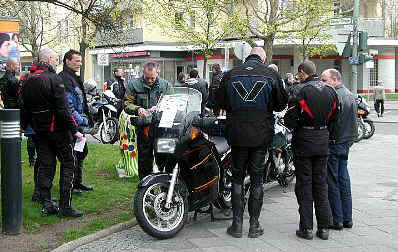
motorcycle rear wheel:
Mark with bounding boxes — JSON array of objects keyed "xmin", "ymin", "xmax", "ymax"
[
  {"xmin": 133, "ymin": 182, "xmax": 188, "ymax": 239},
  {"xmin": 362, "ymin": 119, "xmax": 375, "ymax": 139},
  {"xmin": 100, "ymin": 117, "xmax": 120, "ymax": 144},
  {"xmin": 354, "ymin": 120, "xmax": 365, "ymax": 143},
  {"xmin": 213, "ymin": 159, "xmax": 232, "ymax": 210}
]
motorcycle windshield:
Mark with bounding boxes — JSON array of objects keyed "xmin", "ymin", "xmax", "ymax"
[{"xmin": 155, "ymin": 87, "xmax": 202, "ymax": 139}]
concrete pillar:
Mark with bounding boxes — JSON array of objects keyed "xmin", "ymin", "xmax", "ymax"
[
  {"xmin": 377, "ymin": 48, "xmax": 396, "ymax": 93},
  {"xmin": 293, "ymin": 47, "xmax": 304, "ymax": 73},
  {"xmin": 396, "ymin": 48, "xmax": 398, "ymax": 92},
  {"xmin": 341, "ymin": 60, "xmax": 353, "ymax": 91}
]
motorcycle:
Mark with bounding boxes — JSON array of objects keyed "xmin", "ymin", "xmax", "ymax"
[
  {"xmin": 356, "ymin": 95, "xmax": 375, "ymax": 141},
  {"xmin": 87, "ymin": 90, "xmax": 120, "ymax": 144},
  {"xmin": 132, "ymin": 87, "xmax": 232, "ymax": 239},
  {"xmin": 264, "ymin": 114, "xmax": 295, "ymax": 187}
]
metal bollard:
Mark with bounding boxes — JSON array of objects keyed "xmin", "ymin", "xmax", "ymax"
[{"xmin": 0, "ymin": 109, "xmax": 22, "ymax": 235}]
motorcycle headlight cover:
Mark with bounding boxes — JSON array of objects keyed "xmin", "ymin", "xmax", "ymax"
[{"xmin": 156, "ymin": 138, "xmax": 177, "ymax": 153}]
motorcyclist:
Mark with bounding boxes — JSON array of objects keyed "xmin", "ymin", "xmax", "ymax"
[
  {"xmin": 124, "ymin": 61, "xmax": 171, "ymax": 179},
  {"xmin": 284, "ymin": 60, "xmax": 339, "ymax": 240},
  {"xmin": 22, "ymin": 47, "xmax": 83, "ymax": 217},
  {"xmin": 0, "ymin": 57, "xmax": 21, "ymax": 109},
  {"xmin": 217, "ymin": 47, "xmax": 288, "ymax": 238}
]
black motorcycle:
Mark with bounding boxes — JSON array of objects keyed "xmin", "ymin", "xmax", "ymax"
[
  {"xmin": 356, "ymin": 95, "xmax": 375, "ymax": 141},
  {"xmin": 132, "ymin": 87, "xmax": 232, "ymax": 239},
  {"xmin": 264, "ymin": 114, "xmax": 295, "ymax": 187}
]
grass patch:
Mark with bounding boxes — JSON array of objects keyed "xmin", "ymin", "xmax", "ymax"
[{"xmin": 0, "ymin": 140, "xmax": 138, "ymax": 237}]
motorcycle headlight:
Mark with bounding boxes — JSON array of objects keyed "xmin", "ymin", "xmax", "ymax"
[{"xmin": 156, "ymin": 138, "xmax": 177, "ymax": 153}]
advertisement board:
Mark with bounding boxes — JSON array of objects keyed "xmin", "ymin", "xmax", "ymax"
[{"xmin": 0, "ymin": 19, "xmax": 20, "ymax": 71}]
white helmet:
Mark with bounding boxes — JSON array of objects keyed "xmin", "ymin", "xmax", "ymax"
[{"xmin": 83, "ymin": 79, "xmax": 97, "ymax": 94}]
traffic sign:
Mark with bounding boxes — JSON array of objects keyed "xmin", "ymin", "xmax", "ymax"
[
  {"xmin": 233, "ymin": 42, "xmax": 252, "ymax": 60},
  {"xmin": 97, "ymin": 53, "xmax": 109, "ymax": 66},
  {"xmin": 330, "ymin": 17, "xmax": 352, "ymax": 26}
]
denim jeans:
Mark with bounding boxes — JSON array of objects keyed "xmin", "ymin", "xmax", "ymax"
[{"xmin": 327, "ymin": 143, "xmax": 352, "ymax": 224}]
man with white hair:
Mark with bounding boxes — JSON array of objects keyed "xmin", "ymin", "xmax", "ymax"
[{"xmin": 22, "ymin": 47, "xmax": 84, "ymax": 218}]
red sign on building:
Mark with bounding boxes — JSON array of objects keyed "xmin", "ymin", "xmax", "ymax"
[{"xmin": 110, "ymin": 51, "xmax": 150, "ymax": 58}]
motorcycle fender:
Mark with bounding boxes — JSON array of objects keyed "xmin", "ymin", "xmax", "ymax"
[
  {"xmin": 138, "ymin": 173, "xmax": 171, "ymax": 188},
  {"xmin": 104, "ymin": 104, "xmax": 117, "ymax": 113}
]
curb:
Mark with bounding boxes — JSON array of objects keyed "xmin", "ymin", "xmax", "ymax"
[
  {"xmin": 373, "ymin": 121, "xmax": 398, "ymax": 124},
  {"xmin": 51, "ymin": 218, "xmax": 137, "ymax": 252}
]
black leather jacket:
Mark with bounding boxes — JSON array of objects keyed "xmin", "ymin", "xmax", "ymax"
[
  {"xmin": 0, "ymin": 70, "xmax": 21, "ymax": 109},
  {"xmin": 21, "ymin": 63, "xmax": 78, "ymax": 135},
  {"xmin": 285, "ymin": 75, "xmax": 339, "ymax": 156},
  {"xmin": 333, "ymin": 84, "xmax": 358, "ymax": 144},
  {"xmin": 216, "ymin": 55, "xmax": 288, "ymax": 147},
  {"xmin": 59, "ymin": 65, "xmax": 93, "ymax": 127}
]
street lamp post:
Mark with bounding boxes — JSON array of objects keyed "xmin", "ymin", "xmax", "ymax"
[{"xmin": 351, "ymin": 0, "xmax": 360, "ymax": 96}]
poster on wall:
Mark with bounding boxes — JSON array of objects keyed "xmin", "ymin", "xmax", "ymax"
[{"xmin": 0, "ymin": 19, "xmax": 20, "ymax": 71}]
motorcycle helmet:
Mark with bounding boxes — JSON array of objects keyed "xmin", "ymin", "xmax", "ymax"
[{"xmin": 83, "ymin": 79, "xmax": 98, "ymax": 95}]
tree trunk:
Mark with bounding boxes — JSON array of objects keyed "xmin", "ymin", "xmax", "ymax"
[
  {"xmin": 79, "ymin": 19, "xmax": 88, "ymax": 81},
  {"xmin": 263, "ymin": 36, "xmax": 274, "ymax": 65},
  {"xmin": 203, "ymin": 56, "xmax": 208, "ymax": 81}
]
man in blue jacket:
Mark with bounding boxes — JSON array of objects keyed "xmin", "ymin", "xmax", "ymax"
[{"xmin": 59, "ymin": 49, "xmax": 93, "ymax": 193}]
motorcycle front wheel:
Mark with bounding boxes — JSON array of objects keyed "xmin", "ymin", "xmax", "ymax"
[
  {"xmin": 362, "ymin": 119, "xmax": 375, "ymax": 139},
  {"xmin": 133, "ymin": 182, "xmax": 188, "ymax": 239},
  {"xmin": 100, "ymin": 117, "xmax": 120, "ymax": 144}
]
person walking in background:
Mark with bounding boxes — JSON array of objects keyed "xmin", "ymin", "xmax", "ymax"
[
  {"xmin": 373, "ymin": 80, "xmax": 386, "ymax": 117},
  {"xmin": 284, "ymin": 60, "xmax": 339, "ymax": 241},
  {"xmin": 106, "ymin": 68, "xmax": 126, "ymax": 117},
  {"xmin": 59, "ymin": 49, "xmax": 94, "ymax": 194},
  {"xmin": 174, "ymin": 72, "xmax": 186, "ymax": 87},
  {"xmin": 22, "ymin": 47, "xmax": 83, "ymax": 217},
  {"xmin": 321, "ymin": 69, "xmax": 357, "ymax": 231},
  {"xmin": 217, "ymin": 47, "xmax": 288, "ymax": 238}
]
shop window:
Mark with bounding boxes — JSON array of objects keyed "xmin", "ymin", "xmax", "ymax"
[{"xmin": 369, "ymin": 59, "xmax": 378, "ymax": 88}]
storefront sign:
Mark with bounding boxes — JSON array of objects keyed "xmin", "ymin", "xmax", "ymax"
[
  {"xmin": 110, "ymin": 51, "xmax": 150, "ymax": 58},
  {"xmin": 97, "ymin": 53, "xmax": 109, "ymax": 66}
]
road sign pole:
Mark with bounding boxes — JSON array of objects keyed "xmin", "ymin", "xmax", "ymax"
[{"xmin": 352, "ymin": 0, "xmax": 360, "ymax": 96}]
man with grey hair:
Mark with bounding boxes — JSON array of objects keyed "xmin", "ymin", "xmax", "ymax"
[
  {"xmin": 22, "ymin": 47, "xmax": 84, "ymax": 218},
  {"xmin": 124, "ymin": 61, "xmax": 171, "ymax": 179},
  {"xmin": 217, "ymin": 47, "xmax": 288, "ymax": 238},
  {"xmin": 321, "ymin": 68, "xmax": 356, "ymax": 231}
]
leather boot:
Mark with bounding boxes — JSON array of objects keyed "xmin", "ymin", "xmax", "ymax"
[
  {"xmin": 31, "ymin": 186, "xmax": 41, "ymax": 202},
  {"xmin": 227, "ymin": 183, "xmax": 244, "ymax": 238},
  {"xmin": 59, "ymin": 189, "xmax": 83, "ymax": 218},
  {"xmin": 248, "ymin": 184, "xmax": 264, "ymax": 238},
  {"xmin": 41, "ymin": 191, "xmax": 59, "ymax": 216}
]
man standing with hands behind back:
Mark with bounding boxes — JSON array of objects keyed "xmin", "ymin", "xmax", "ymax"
[
  {"xmin": 217, "ymin": 47, "xmax": 288, "ymax": 238},
  {"xmin": 321, "ymin": 69, "xmax": 357, "ymax": 230}
]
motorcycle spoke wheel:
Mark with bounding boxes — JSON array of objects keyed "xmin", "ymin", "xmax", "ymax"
[{"xmin": 141, "ymin": 183, "xmax": 185, "ymax": 233}]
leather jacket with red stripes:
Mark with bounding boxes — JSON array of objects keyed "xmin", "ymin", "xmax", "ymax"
[{"xmin": 21, "ymin": 63, "xmax": 78, "ymax": 135}]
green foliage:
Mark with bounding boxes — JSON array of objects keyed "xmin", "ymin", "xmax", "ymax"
[{"xmin": 147, "ymin": 0, "xmax": 234, "ymax": 58}]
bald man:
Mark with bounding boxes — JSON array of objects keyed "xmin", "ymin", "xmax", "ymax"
[
  {"xmin": 0, "ymin": 58, "xmax": 21, "ymax": 109},
  {"xmin": 22, "ymin": 47, "xmax": 84, "ymax": 218},
  {"xmin": 216, "ymin": 47, "xmax": 288, "ymax": 238}
]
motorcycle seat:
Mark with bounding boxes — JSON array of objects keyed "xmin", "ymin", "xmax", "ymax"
[{"xmin": 211, "ymin": 136, "xmax": 230, "ymax": 155}]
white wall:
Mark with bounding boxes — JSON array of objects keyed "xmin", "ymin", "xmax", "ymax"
[{"xmin": 378, "ymin": 48, "xmax": 396, "ymax": 92}]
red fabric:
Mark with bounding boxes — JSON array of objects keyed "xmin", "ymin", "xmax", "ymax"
[
  {"xmin": 299, "ymin": 99, "xmax": 314, "ymax": 118},
  {"xmin": 327, "ymin": 101, "xmax": 337, "ymax": 120},
  {"xmin": 50, "ymin": 115, "xmax": 55, "ymax": 132}
]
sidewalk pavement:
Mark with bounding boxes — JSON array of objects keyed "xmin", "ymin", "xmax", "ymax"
[{"xmin": 71, "ymin": 131, "xmax": 398, "ymax": 252}]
